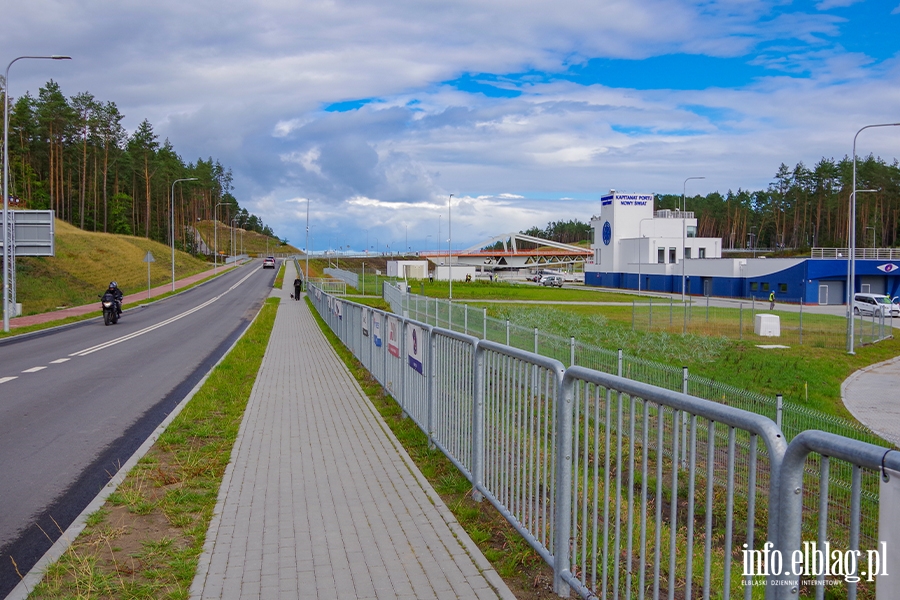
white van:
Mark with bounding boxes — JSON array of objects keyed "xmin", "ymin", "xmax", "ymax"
[{"xmin": 853, "ymin": 293, "xmax": 899, "ymax": 317}]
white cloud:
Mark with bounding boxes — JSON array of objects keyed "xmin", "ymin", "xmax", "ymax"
[{"xmin": 2, "ymin": 0, "xmax": 896, "ymax": 251}]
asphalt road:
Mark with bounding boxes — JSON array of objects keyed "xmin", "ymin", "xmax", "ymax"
[{"xmin": 0, "ymin": 260, "xmax": 275, "ymax": 597}]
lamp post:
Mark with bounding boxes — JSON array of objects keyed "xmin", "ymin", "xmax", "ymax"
[
  {"xmin": 681, "ymin": 176, "xmax": 704, "ymax": 303},
  {"xmin": 3, "ymin": 55, "xmax": 71, "ymax": 332},
  {"xmin": 638, "ymin": 217, "xmax": 654, "ymax": 296},
  {"xmin": 170, "ymin": 177, "xmax": 197, "ymax": 292},
  {"xmin": 213, "ymin": 201, "xmax": 229, "ymax": 274},
  {"xmin": 847, "ymin": 122, "xmax": 899, "ymax": 354},
  {"xmin": 305, "ymin": 198, "xmax": 310, "ymax": 283},
  {"xmin": 749, "ymin": 227, "xmax": 757, "ymax": 258},
  {"xmin": 448, "ymin": 194, "xmax": 454, "ymax": 301}
]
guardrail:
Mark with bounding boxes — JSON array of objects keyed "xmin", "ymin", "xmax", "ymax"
[{"xmin": 311, "ymin": 283, "xmax": 895, "ymax": 599}]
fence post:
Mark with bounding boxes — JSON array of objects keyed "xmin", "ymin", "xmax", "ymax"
[
  {"xmin": 739, "ymin": 303, "xmax": 743, "ymax": 340},
  {"xmin": 570, "ymin": 336, "xmax": 575, "ymax": 367},
  {"xmin": 506, "ymin": 319, "xmax": 510, "ymax": 346},
  {"xmin": 706, "ymin": 294, "xmax": 710, "ymax": 323},
  {"xmin": 631, "ymin": 300, "xmax": 635, "ymax": 332},
  {"xmin": 776, "ymin": 394, "xmax": 783, "ymax": 430},
  {"xmin": 617, "ymin": 348, "xmax": 623, "ymax": 377},
  {"xmin": 799, "ymin": 302, "xmax": 803, "ymax": 345},
  {"xmin": 400, "ymin": 319, "xmax": 407, "ymax": 419},
  {"xmin": 682, "ymin": 366, "xmax": 689, "ymax": 469},
  {"xmin": 464, "ymin": 303, "xmax": 468, "ymax": 335},
  {"xmin": 534, "ymin": 327, "xmax": 539, "ymax": 354},
  {"xmin": 649, "ymin": 297, "xmax": 653, "ymax": 330},
  {"xmin": 553, "ymin": 375, "xmax": 574, "ymax": 596},
  {"xmin": 483, "ymin": 307, "xmax": 487, "ymax": 340},
  {"xmin": 428, "ymin": 327, "xmax": 436, "ymax": 450},
  {"xmin": 471, "ymin": 345, "xmax": 485, "ymax": 503},
  {"xmin": 449, "ymin": 300, "xmax": 453, "ymax": 331}
]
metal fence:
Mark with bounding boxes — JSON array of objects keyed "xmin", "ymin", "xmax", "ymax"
[
  {"xmin": 385, "ymin": 284, "xmax": 881, "ymax": 447},
  {"xmin": 310, "ymin": 282, "xmax": 897, "ymax": 599},
  {"xmin": 629, "ymin": 296, "xmax": 893, "ymax": 349}
]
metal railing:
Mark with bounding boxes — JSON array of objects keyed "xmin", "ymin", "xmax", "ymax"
[
  {"xmin": 311, "ymin": 282, "xmax": 897, "ymax": 599},
  {"xmin": 811, "ymin": 247, "xmax": 900, "ymax": 260}
]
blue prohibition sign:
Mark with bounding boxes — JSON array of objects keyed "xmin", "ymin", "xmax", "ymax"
[{"xmin": 602, "ymin": 221, "xmax": 611, "ymax": 245}]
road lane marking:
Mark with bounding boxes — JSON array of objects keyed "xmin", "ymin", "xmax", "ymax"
[
  {"xmin": 0, "ymin": 376, "xmax": 17, "ymax": 384},
  {"xmin": 50, "ymin": 358, "xmax": 70, "ymax": 364},
  {"xmin": 70, "ymin": 267, "xmax": 260, "ymax": 358},
  {"xmin": 22, "ymin": 366, "xmax": 47, "ymax": 373}
]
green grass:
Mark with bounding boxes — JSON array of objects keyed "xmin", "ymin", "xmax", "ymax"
[
  {"xmin": 411, "ymin": 278, "xmax": 645, "ymax": 302},
  {"xmin": 466, "ymin": 302, "xmax": 900, "ymax": 422},
  {"xmin": 15, "ymin": 219, "xmax": 211, "ymax": 316},
  {"xmin": 29, "ymin": 297, "xmax": 279, "ymax": 600}
]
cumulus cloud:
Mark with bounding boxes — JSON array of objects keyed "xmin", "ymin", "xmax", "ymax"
[{"xmin": 2, "ymin": 0, "xmax": 896, "ymax": 250}]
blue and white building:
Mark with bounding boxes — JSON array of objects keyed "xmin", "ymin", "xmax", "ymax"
[{"xmin": 584, "ymin": 191, "xmax": 900, "ymax": 304}]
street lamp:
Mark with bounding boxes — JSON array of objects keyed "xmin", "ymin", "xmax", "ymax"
[
  {"xmin": 847, "ymin": 122, "xmax": 899, "ymax": 354},
  {"xmin": 305, "ymin": 198, "xmax": 310, "ymax": 283},
  {"xmin": 448, "ymin": 194, "xmax": 454, "ymax": 301},
  {"xmin": 3, "ymin": 55, "xmax": 71, "ymax": 332},
  {"xmin": 170, "ymin": 177, "xmax": 197, "ymax": 291},
  {"xmin": 681, "ymin": 176, "xmax": 704, "ymax": 303}
]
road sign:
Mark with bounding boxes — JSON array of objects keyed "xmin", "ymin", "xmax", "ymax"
[{"xmin": 144, "ymin": 251, "xmax": 155, "ymax": 262}]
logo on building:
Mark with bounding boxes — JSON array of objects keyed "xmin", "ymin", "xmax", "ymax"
[
  {"xmin": 877, "ymin": 263, "xmax": 898, "ymax": 273},
  {"xmin": 602, "ymin": 222, "xmax": 611, "ymax": 245}
]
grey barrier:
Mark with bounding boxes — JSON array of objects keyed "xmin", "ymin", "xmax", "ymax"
[
  {"xmin": 775, "ymin": 431, "xmax": 900, "ymax": 600},
  {"xmin": 311, "ymin": 283, "xmax": 894, "ymax": 599}
]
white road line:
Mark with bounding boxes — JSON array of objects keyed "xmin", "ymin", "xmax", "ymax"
[
  {"xmin": 70, "ymin": 266, "xmax": 260, "ymax": 358},
  {"xmin": 50, "ymin": 358, "xmax": 70, "ymax": 364},
  {"xmin": 0, "ymin": 376, "xmax": 18, "ymax": 384},
  {"xmin": 22, "ymin": 366, "xmax": 47, "ymax": 373}
]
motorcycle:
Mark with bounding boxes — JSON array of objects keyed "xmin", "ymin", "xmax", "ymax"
[{"xmin": 99, "ymin": 291, "xmax": 120, "ymax": 326}]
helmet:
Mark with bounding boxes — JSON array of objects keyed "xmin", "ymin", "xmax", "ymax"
[{"xmin": 109, "ymin": 281, "xmax": 118, "ymax": 289}]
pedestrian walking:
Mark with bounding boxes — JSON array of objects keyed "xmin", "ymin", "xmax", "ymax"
[
  {"xmin": 769, "ymin": 290, "xmax": 775, "ymax": 310},
  {"xmin": 293, "ymin": 276, "xmax": 303, "ymax": 300}
]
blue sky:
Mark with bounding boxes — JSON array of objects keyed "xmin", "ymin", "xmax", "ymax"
[{"xmin": 3, "ymin": 0, "xmax": 899, "ymax": 252}]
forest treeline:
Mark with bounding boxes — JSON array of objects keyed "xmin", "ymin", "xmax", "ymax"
[
  {"xmin": 1, "ymin": 79, "xmax": 281, "ymax": 253},
  {"xmin": 517, "ymin": 157, "xmax": 900, "ymax": 250}
]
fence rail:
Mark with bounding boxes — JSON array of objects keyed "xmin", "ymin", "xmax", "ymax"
[{"xmin": 310, "ymin": 283, "xmax": 896, "ymax": 599}]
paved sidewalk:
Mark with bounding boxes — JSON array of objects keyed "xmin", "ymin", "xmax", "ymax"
[
  {"xmin": 190, "ymin": 261, "xmax": 514, "ymax": 599},
  {"xmin": 842, "ymin": 355, "xmax": 900, "ymax": 447}
]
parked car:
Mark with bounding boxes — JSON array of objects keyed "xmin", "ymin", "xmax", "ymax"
[
  {"xmin": 540, "ymin": 275, "xmax": 564, "ymax": 287},
  {"xmin": 853, "ymin": 293, "xmax": 899, "ymax": 317},
  {"xmin": 263, "ymin": 257, "xmax": 276, "ymax": 269}
]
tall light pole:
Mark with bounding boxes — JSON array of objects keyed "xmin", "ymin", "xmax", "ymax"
[
  {"xmin": 213, "ymin": 201, "xmax": 228, "ymax": 274},
  {"xmin": 681, "ymin": 176, "xmax": 704, "ymax": 303},
  {"xmin": 305, "ymin": 198, "xmax": 310, "ymax": 283},
  {"xmin": 170, "ymin": 177, "xmax": 197, "ymax": 292},
  {"xmin": 3, "ymin": 55, "xmax": 71, "ymax": 332},
  {"xmin": 847, "ymin": 122, "xmax": 899, "ymax": 354},
  {"xmin": 448, "ymin": 194, "xmax": 454, "ymax": 301}
]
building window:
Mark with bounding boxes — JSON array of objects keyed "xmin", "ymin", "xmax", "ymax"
[
  {"xmin": 698, "ymin": 247, "xmax": 706, "ymax": 259},
  {"xmin": 684, "ymin": 248, "xmax": 692, "ymax": 259},
  {"xmin": 669, "ymin": 247, "xmax": 676, "ymax": 263},
  {"xmin": 658, "ymin": 248, "xmax": 665, "ymax": 264},
  {"xmin": 686, "ymin": 225, "xmax": 697, "ymax": 238},
  {"xmin": 750, "ymin": 282, "xmax": 759, "ymax": 292},
  {"xmin": 779, "ymin": 283, "xmax": 787, "ymax": 293},
  {"xmin": 762, "ymin": 282, "xmax": 770, "ymax": 291}
]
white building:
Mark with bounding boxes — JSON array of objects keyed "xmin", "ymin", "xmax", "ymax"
[{"xmin": 586, "ymin": 191, "xmax": 722, "ymax": 293}]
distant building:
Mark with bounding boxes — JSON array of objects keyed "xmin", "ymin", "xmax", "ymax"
[{"xmin": 585, "ymin": 191, "xmax": 900, "ymax": 304}]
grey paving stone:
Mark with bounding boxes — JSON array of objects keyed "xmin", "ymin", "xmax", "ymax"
[{"xmin": 189, "ymin": 260, "xmax": 512, "ymax": 599}]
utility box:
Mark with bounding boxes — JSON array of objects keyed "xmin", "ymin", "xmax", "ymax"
[{"xmin": 754, "ymin": 314, "xmax": 781, "ymax": 337}]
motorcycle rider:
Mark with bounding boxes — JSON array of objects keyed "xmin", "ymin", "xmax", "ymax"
[{"xmin": 104, "ymin": 281, "xmax": 124, "ymax": 316}]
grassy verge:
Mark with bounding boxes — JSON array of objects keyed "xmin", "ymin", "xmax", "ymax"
[
  {"xmin": 27, "ymin": 297, "xmax": 279, "ymax": 599},
  {"xmin": 274, "ymin": 262, "xmax": 285, "ymax": 289},
  {"xmin": 304, "ymin": 297, "xmax": 557, "ymax": 599}
]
